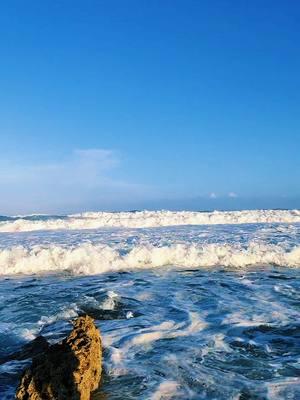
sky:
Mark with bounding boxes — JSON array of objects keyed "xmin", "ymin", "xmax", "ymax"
[{"xmin": 0, "ymin": 0, "xmax": 299, "ymax": 214}]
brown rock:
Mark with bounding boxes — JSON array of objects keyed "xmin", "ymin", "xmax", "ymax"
[{"xmin": 16, "ymin": 315, "xmax": 102, "ymax": 400}]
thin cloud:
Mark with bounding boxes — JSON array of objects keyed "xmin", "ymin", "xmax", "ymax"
[
  {"xmin": 0, "ymin": 149, "xmax": 122, "ymax": 187},
  {"xmin": 0, "ymin": 149, "xmax": 151, "ymax": 213},
  {"xmin": 209, "ymin": 192, "xmax": 217, "ymax": 199},
  {"xmin": 228, "ymin": 192, "xmax": 238, "ymax": 198}
]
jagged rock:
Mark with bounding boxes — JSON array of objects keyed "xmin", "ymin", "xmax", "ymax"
[{"xmin": 16, "ymin": 315, "xmax": 102, "ymax": 400}]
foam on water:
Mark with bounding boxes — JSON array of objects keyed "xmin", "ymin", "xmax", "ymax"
[
  {"xmin": 0, "ymin": 241, "xmax": 299, "ymax": 275},
  {"xmin": 0, "ymin": 209, "xmax": 300, "ymax": 232},
  {"xmin": 150, "ymin": 380, "xmax": 181, "ymax": 400},
  {"xmin": 0, "ymin": 212, "xmax": 300, "ymax": 398},
  {"xmin": 0, "ymin": 267, "xmax": 299, "ymax": 399}
]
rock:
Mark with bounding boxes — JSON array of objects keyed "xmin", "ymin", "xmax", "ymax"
[
  {"xmin": 16, "ymin": 315, "xmax": 102, "ymax": 400},
  {"xmin": 0, "ymin": 336, "xmax": 48, "ymax": 365}
]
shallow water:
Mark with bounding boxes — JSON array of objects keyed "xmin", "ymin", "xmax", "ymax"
[
  {"xmin": 0, "ymin": 216, "xmax": 300, "ymax": 399},
  {"xmin": 0, "ymin": 267, "xmax": 299, "ymax": 399}
]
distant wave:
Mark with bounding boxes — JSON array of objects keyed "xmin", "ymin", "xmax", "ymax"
[
  {"xmin": 0, "ymin": 209, "xmax": 300, "ymax": 233},
  {"xmin": 1, "ymin": 241, "xmax": 299, "ymax": 275}
]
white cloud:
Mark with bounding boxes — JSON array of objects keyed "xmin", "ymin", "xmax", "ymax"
[
  {"xmin": 228, "ymin": 192, "xmax": 238, "ymax": 198},
  {"xmin": 209, "ymin": 192, "xmax": 217, "ymax": 199}
]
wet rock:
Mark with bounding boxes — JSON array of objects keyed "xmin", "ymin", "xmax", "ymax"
[
  {"xmin": 16, "ymin": 315, "xmax": 102, "ymax": 400},
  {"xmin": 0, "ymin": 336, "xmax": 48, "ymax": 365}
]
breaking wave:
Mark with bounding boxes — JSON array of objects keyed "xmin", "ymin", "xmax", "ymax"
[
  {"xmin": 0, "ymin": 209, "xmax": 300, "ymax": 233},
  {"xmin": 1, "ymin": 241, "xmax": 299, "ymax": 275}
]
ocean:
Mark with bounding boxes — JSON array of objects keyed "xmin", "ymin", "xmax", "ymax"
[{"xmin": 0, "ymin": 210, "xmax": 299, "ymax": 399}]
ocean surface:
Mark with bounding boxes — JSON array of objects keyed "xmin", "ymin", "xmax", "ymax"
[{"xmin": 0, "ymin": 210, "xmax": 299, "ymax": 399}]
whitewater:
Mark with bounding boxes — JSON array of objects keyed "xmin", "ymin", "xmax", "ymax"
[
  {"xmin": 1, "ymin": 209, "xmax": 300, "ymax": 233},
  {"xmin": 0, "ymin": 209, "xmax": 299, "ymax": 399}
]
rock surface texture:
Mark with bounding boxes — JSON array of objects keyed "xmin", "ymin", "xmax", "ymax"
[{"xmin": 16, "ymin": 315, "xmax": 102, "ymax": 400}]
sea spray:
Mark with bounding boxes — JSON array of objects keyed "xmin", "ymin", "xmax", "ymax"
[
  {"xmin": 1, "ymin": 241, "xmax": 300, "ymax": 275},
  {"xmin": 0, "ymin": 209, "xmax": 300, "ymax": 233}
]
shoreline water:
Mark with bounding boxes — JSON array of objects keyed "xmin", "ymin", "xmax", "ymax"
[
  {"xmin": 0, "ymin": 266, "xmax": 299, "ymax": 399},
  {"xmin": 0, "ymin": 211, "xmax": 299, "ymax": 398}
]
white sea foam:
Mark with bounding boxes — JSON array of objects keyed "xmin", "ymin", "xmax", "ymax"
[
  {"xmin": 106, "ymin": 312, "xmax": 206, "ymax": 378},
  {"xmin": 0, "ymin": 241, "xmax": 300, "ymax": 275},
  {"xmin": 101, "ymin": 290, "xmax": 119, "ymax": 310},
  {"xmin": 266, "ymin": 377, "xmax": 300, "ymax": 399},
  {"xmin": 150, "ymin": 380, "xmax": 181, "ymax": 400},
  {"xmin": 16, "ymin": 304, "xmax": 80, "ymax": 341},
  {"xmin": 129, "ymin": 312, "xmax": 207, "ymax": 348},
  {"xmin": 37, "ymin": 304, "xmax": 79, "ymax": 327},
  {"xmin": 0, "ymin": 209, "xmax": 300, "ymax": 232}
]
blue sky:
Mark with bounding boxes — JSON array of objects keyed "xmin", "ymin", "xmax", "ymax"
[{"xmin": 0, "ymin": 0, "xmax": 299, "ymax": 213}]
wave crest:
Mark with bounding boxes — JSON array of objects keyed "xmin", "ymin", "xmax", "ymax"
[
  {"xmin": 0, "ymin": 209, "xmax": 300, "ymax": 233},
  {"xmin": 1, "ymin": 242, "xmax": 299, "ymax": 275}
]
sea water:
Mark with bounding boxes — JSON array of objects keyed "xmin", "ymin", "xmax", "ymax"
[{"xmin": 0, "ymin": 210, "xmax": 299, "ymax": 399}]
